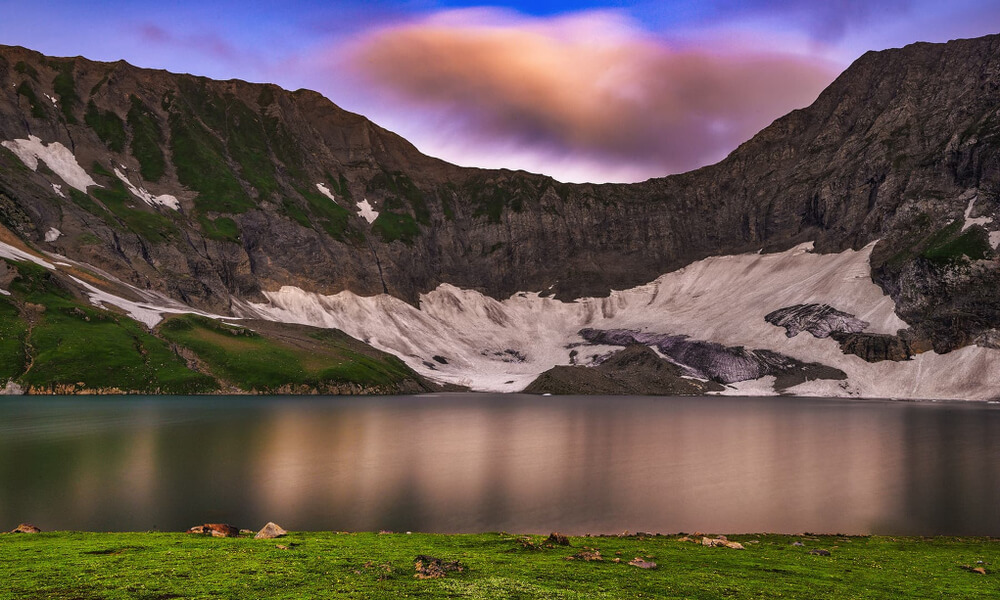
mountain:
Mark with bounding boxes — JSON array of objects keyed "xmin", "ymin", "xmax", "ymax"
[{"xmin": 0, "ymin": 35, "xmax": 998, "ymax": 398}]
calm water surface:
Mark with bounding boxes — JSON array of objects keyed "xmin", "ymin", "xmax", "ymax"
[{"xmin": 1, "ymin": 394, "xmax": 999, "ymax": 535}]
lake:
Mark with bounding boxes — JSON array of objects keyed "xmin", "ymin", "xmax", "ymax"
[{"xmin": 1, "ymin": 394, "xmax": 999, "ymax": 535}]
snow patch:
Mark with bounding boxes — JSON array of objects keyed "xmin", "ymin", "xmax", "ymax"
[
  {"xmin": 962, "ymin": 195, "xmax": 993, "ymax": 232},
  {"xmin": 1, "ymin": 135, "xmax": 98, "ymax": 192},
  {"xmin": 356, "ymin": 199, "xmax": 379, "ymax": 224},
  {"xmin": 0, "ymin": 240, "xmax": 54, "ymax": 269},
  {"xmin": 316, "ymin": 183, "xmax": 338, "ymax": 204},
  {"xmin": 70, "ymin": 276, "xmax": 224, "ymax": 329},
  {"xmin": 991, "ymin": 231, "xmax": 1000, "ymax": 250},
  {"xmin": 51, "ymin": 183, "xmax": 64, "ymax": 198},
  {"xmin": 714, "ymin": 376, "xmax": 778, "ymax": 397},
  {"xmin": 0, "ymin": 289, "xmax": 10, "ymax": 296},
  {"xmin": 113, "ymin": 168, "xmax": 180, "ymax": 210},
  {"xmin": 44, "ymin": 228, "xmax": 61, "ymax": 243},
  {"xmin": 43, "ymin": 93, "xmax": 57, "ymax": 105}
]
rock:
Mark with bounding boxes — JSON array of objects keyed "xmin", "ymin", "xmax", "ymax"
[
  {"xmin": 254, "ymin": 522, "xmax": 287, "ymax": 539},
  {"xmin": 809, "ymin": 549, "xmax": 832, "ymax": 556},
  {"xmin": 792, "ymin": 541, "xmax": 805, "ymax": 546},
  {"xmin": 186, "ymin": 523, "xmax": 239, "ymax": 538},
  {"xmin": 10, "ymin": 523, "xmax": 40, "ymax": 534},
  {"xmin": 765, "ymin": 304, "xmax": 869, "ymax": 339},
  {"xmin": 1, "ymin": 380, "xmax": 24, "ymax": 395},
  {"xmin": 725, "ymin": 542, "xmax": 745, "ymax": 550},
  {"xmin": 831, "ymin": 332, "xmax": 913, "ymax": 362},
  {"xmin": 567, "ymin": 549, "xmax": 603, "ymax": 561},
  {"xmin": 413, "ymin": 555, "xmax": 465, "ymax": 579},
  {"xmin": 546, "ymin": 532, "xmax": 570, "ymax": 546},
  {"xmin": 276, "ymin": 544, "xmax": 289, "ymax": 550},
  {"xmin": 628, "ymin": 558, "xmax": 658, "ymax": 569},
  {"xmin": 677, "ymin": 536, "xmax": 693, "ymax": 543},
  {"xmin": 973, "ymin": 567, "xmax": 987, "ymax": 575}
]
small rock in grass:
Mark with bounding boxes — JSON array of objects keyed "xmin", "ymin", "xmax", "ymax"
[
  {"xmin": 276, "ymin": 544, "xmax": 289, "ymax": 550},
  {"xmin": 546, "ymin": 532, "xmax": 570, "ymax": 546},
  {"xmin": 255, "ymin": 522, "xmax": 287, "ymax": 539},
  {"xmin": 677, "ymin": 536, "xmax": 693, "ymax": 543},
  {"xmin": 567, "ymin": 549, "xmax": 603, "ymax": 561},
  {"xmin": 792, "ymin": 541, "xmax": 805, "ymax": 547},
  {"xmin": 629, "ymin": 558, "xmax": 658, "ymax": 569},
  {"xmin": 725, "ymin": 542, "xmax": 745, "ymax": 550},
  {"xmin": 974, "ymin": 567, "xmax": 987, "ymax": 575},
  {"xmin": 186, "ymin": 523, "xmax": 239, "ymax": 538},
  {"xmin": 809, "ymin": 549, "xmax": 832, "ymax": 556},
  {"xmin": 414, "ymin": 555, "xmax": 464, "ymax": 579},
  {"xmin": 10, "ymin": 523, "xmax": 41, "ymax": 534}
]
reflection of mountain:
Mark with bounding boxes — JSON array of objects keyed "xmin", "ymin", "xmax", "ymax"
[
  {"xmin": 4, "ymin": 396, "xmax": 1000, "ymax": 535},
  {"xmin": 2, "ymin": 35, "xmax": 1000, "ymax": 396}
]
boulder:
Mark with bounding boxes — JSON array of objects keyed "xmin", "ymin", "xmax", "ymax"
[
  {"xmin": 545, "ymin": 532, "xmax": 570, "ymax": 546},
  {"xmin": 628, "ymin": 558, "xmax": 658, "ymax": 569},
  {"xmin": 254, "ymin": 522, "xmax": 287, "ymax": 540},
  {"xmin": 413, "ymin": 555, "xmax": 465, "ymax": 579},
  {"xmin": 186, "ymin": 523, "xmax": 239, "ymax": 537},
  {"xmin": 11, "ymin": 523, "xmax": 41, "ymax": 534}
]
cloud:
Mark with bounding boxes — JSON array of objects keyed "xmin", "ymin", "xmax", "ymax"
[{"xmin": 345, "ymin": 9, "xmax": 838, "ymax": 180}]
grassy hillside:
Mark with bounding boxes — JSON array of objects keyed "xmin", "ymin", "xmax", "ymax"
[
  {"xmin": 0, "ymin": 531, "xmax": 996, "ymax": 599},
  {"xmin": 0, "ymin": 257, "xmax": 430, "ymax": 395}
]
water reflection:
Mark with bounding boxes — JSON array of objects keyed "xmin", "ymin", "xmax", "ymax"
[{"xmin": 1, "ymin": 395, "xmax": 999, "ymax": 534}]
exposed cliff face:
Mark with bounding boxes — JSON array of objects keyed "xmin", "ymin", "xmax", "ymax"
[{"xmin": 1, "ymin": 35, "xmax": 999, "ymax": 361}]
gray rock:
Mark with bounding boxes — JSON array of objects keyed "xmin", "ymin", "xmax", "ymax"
[
  {"xmin": 765, "ymin": 304, "xmax": 869, "ymax": 338},
  {"xmin": 254, "ymin": 522, "xmax": 287, "ymax": 539}
]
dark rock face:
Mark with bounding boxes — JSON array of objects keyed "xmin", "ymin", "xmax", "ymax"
[
  {"xmin": 523, "ymin": 344, "xmax": 724, "ymax": 395},
  {"xmin": 1, "ymin": 35, "xmax": 1000, "ymax": 356},
  {"xmin": 831, "ymin": 332, "xmax": 913, "ymax": 362},
  {"xmin": 765, "ymin": 304, "xmax": 870, "ymax": 338},
  {"xmin": 579, "ymin": 329, "xmax": 846, "ymax": 387}
]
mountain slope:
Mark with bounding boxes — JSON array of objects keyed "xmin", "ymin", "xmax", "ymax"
[{"xmin": 1, "ymin": 36, "xmax": 999, "ymax": 397}]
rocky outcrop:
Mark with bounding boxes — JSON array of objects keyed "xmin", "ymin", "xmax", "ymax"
[
  {"xmin": 579, "ymin": 329, "xmax": 846, "ymax": 386},
  {"xmin": 186, "ymin": 523, "xmax": 239, "ymax": 537},
  {"xmin": 524, "ymin": 345, "xmax": 724, "ymax": 395},
  {"xmin": 831, "ymin": 332, "xmax": 913, "ymax": 362},
  {"xmin": 765, "ymin": 304, "xmax": 869, "ymax": 339},
  {"xmin": 254, "ymin": 522, "xmax": 287, "ymax": 540},
  {"xmin": 9, "ymin": 523, "xmax": 40, "ymax": 533}
]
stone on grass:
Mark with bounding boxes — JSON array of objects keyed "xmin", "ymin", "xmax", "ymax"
[
  {"xmin": 809, "ymin": 549, "xmax": 832, "ymax": 556},
  {"xmin": 629, "ymin": 558, "xmax": 658, "ymax": 569},
  {"xmin": 567, "ymin": 548, "xmax": 603, "ymax": 561},
  {"xmin": 186, "ymin": 523, "xmax": 239, "ymax": 537},
  {"xmin": 255, "ymin": 522, "xmax": 287, "ymax": 539},
  {"xmin": 11, "ymin": 523, "xmax": 41, "ymax": 534},
  {"xmin": 413, "ymin": 555, "xmax": 465, "ymax": 579},
  {"xmin": 546, "ymin": 532, "xmax": 570, "ymax": 546}
]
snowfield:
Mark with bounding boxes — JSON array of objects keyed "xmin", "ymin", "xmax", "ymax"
[
  {"xmin": 241, "ymin": 242, "xmax": 1000, "ymax": 400},
  {"xmin": 1, "ymin": 136, "xmax": 98, "ymax": 192}
]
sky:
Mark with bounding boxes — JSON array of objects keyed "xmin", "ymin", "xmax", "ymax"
[{"xmin": 2, "ymin": 1, "xmax": 999, "ymax": 183}]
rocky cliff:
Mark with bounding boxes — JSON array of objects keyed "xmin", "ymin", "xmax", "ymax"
[{"xmin": 1, "ymin": 35, "xmax": 999, "ymax": 396}]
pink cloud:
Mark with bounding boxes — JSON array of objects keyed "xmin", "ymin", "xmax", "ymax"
[{"xmin": 343, "ymin": 10, "xmax": 839, "ymax": 180}]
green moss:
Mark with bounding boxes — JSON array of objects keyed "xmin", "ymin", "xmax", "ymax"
[
  {"xmin": 68, "ymin": 188, "xmax": 113, "ymax": 222},
  {"xmin": 14, "ymin": 60, "xmax": 38, "ymax": 81},
  {"xmin": 89, "ymin": 71, "xmax": 110, "ymax": 96},
  {"xmin": 280, "ymin": 198, "xmax": 312, "ymax": 229},
  {"xmin": 168, "ymin": 111, "xmax": 254, "ymax": 213},
  {"xmin": 197, "ymin": 215, "xmax": 240, "ymax": 243},
  {"xmin": 46, "ymin": 59, "xmax": 79, "ymax": 124},
  {"xmin": 16, "ymin": 81, "xmax": 47, "ymax": 119},
  {"xmin": 127, "ymin": 96, "xmax": 166, "ymax": 182},
  {"xmin": 85, "ymin": 100, "xmax": 126, "ymax": 153},
  {"xmin": 368, "ymin": 171, "xmax": 431, "ymax": 225}
]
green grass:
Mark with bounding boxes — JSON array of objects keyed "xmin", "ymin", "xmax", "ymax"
[
  {"xmin": 0, "ymin": 297, "xmax": 28, "ymax": 380},
  {"xmin": 15, "ymin": 81, "xmax": 47, "ymax": 119},
  {"xmin": 0, "ymin": 532, "xmax": 997, "ymax": 599},
  {"xmin": 168, "ymin": 111, "xmax": 254, "ymax": 214},
  {"xmin": 3, "ymin": 260, "xmax": 215, "ymax": 394},
  {"xmin": 46, "ymin": 59, "xmax": 79, "ymax": 124},
  {"xmin": 91, "ymin": 177, "xmax": 178, "ymax": 243},
  {"xmin": 14, "ymin": 60, "xmax": 38, "ymax": 81},
  {"xmin": 371, "ymin": 211, "xmax": 419, "ymax": 244},
  {"xmin": 127, "ymin": 96, "xmax": 166, "ymax": 182},
  {"xmin": 197, "ymin": 214, "xmax": 240, "ymax": 243},
  {"xmin": 922, "ymin": 221, "xmax": 993, "ymax": 264},
  {"xmin": 158, "ymin": 315, "xmax": 418, "ymax": 391},
  {"xmin": 85, "ymin": 101, "xmax": 126, "ymax": 153},
  {"xmin": 300, "ymin": 186, "xmax": 356, "ymax": 241}
]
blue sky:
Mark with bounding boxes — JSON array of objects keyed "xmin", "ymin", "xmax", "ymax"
[{"xmin": 3, "ymin": 1, "xmax": 999, "ymax": 182}]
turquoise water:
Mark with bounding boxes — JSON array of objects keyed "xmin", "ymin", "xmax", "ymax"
[{"xmin": 1, "ymin": 394, "xmax": 998, "ymax": 534}]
